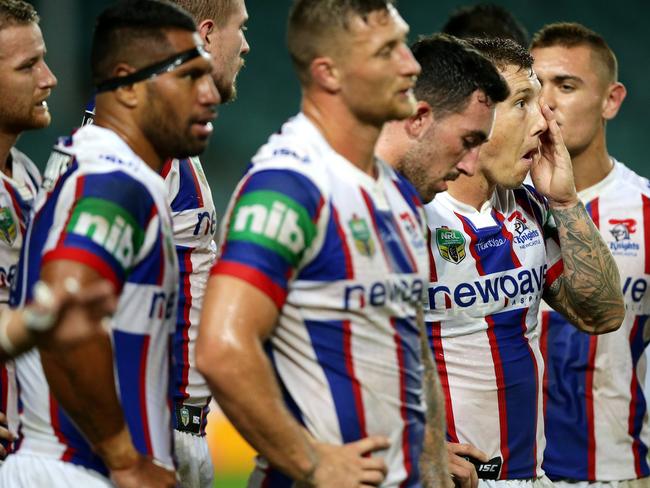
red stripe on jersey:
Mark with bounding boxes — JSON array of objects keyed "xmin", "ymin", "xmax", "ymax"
[
  {"xmin": 493, "ymin": 210, "xmax": 522, "ymax": 268},
  {"xmin": 56, "ymin": 176, "xmax": 85, "ymax": 248},
  {"xmin": 486, "ymin": 315, "xmax": 510, "ymax": 478},
  {"xmin": 456, "ymin": 212, "xmax": 486, "ymax": 276},
  {"xmin": 426, "ymin": 228, "xmax": 438, "ymax": 282},
  {"xmin": 139, "ymin": 335, "xmax": 153, "ymax": 455},
  {"xmin": 179, "ymin": 249, "xmax": 194, "ymax": 400},
  {"xmin": 332, "ymin": 206, "xmax": 355, "ymax": 280},
  {"xmin": 42, "ymin": 248, "xmax": 121, "ymax": 292},
  {"xmin": 2, "ymin": 181, "xmax": 25, "ymax": 234},
  {"xmin": 360, "ymin": 188, "xmax": 394, "ymax": 272},
  {"xmin": 590, "ymin": 198, "xmax": 601, "ymax": 229},
  {"xmin": 343, "ymin": 320, "xmax": 368, "ymax": 440},
  {"xmin": 519, "ymin": 308, "xmax": 540, "ymax": 475},
  {"xmin": 540, "ymin": 312, "xmax": 550, "ymax": 422},
  {"xmin": 431, "ymin": 321, "xmax": 458, "ymax": 443},
  {"xmin": 586, "ymin": 336, "xmax": 598, "ymax": 480},
  {"xmin": 160, "ymin": 159, "xmax": 173, "ymax": 179},
  {"xmin": 545, "ymin": 260, "xmax": 564, "ymax": 291},
  {"xmin": 390, "ymin": 318, "xmax": 412, "ymax": 486},
  {"xmin": 49, "ymin": 395, "xmax": 75, "ymax": 462},
  {"xmin": 642, "ymin": 195, "xmax": 650, "ymax": 274},
  {"xmin": 628, "ymin": 317, "xmax": 644, "ymax": 477},
  {"xmin": 212, "ymin": 260, "xmax": 287, "ymax": 309},
  {"xmin": 186, "ymin": 160, "xmax": 205, "ymax": 208}
]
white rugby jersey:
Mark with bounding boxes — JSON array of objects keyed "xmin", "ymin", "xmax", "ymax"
[
  {"xmin": 213, "ymin": 113, "xmax": 429, "ymax": 487},
  {"xmin": 163, "ymin": 157, "xmax": 216, "ymax": 426},
  {"xmin": 0, "ymin": 148, "xmax": 40, "ymax": 454},
  {"xmin": 540, "ymin": 160, "xmax": 650, "ymax": 481},
  {"xmin": 425, "ymin": 186, "xmax": 563, "ymax": 480},
  {"xmin": 10, "ymin": 125, "xmax": 178, "ymax": 476}
]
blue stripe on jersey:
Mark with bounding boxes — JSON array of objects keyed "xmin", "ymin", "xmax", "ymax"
[
  {"xmin": 128, "ymin": 221, "xmax": 166, "ymax": 286},
  {"xmin": 78, "ymin": 172, "xmax": 155, "ymax": 230},
  {"xmin": 630, "ymin": 315, "xmax": 650, "ymax": 476},
  {"xmin": 11, "ymin": 161, "xmax": 79, "ymax": 307},
  {"xmin": 391, "ymin": 172, "xmax": 422, "ymax": 220},
  {"xmin": 457, "ymin": 214, "xmax": 520, "ymax": 275},
  {"xmin": 172, "ymin": 246, "xmax": 193, "ymax": 402},
  {"xmin": 542, "ymin": 311, "xmax": 592, "ymax": 480},
  {"xmin": 305, "ymin": 319, "xmax": 366, "ymax": 442},
  {"xmin": 513, "ymin": 188, "xmax": 544, "ymax": 230},
  {"xmin": 55, "ymin": 405, "xmax": 108, "ymax": 475},
  {"xmin": 490, "ymin": 308, "xmax": 538, "ymax": 478},
  {"xmin": 392, "ymin": 317, "xmax": 425, "ymax": 486},
  {"xmin": 113, "ymin": 330, "xmax": 152, "ymax": 456},
  {"xmin": 243, "ymin": 169, "xmax": 322, "ymax": 218},
  {"xmin": 298, "ymin": 204, "xmax": 348, "ymax": 282},
  {"xmin": 170, "ymin": 159, "xmax": 201, "ymax": 212}
]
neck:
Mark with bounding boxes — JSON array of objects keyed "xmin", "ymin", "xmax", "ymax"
[
  {"xmin": 570, "ymin": 129, "xmax": 612, "ymax": 192},
  {"xmin": 446, "ymin": 172, "xmax": 494, "ymax": 211},
  {"xmin": 302, "ymin": 91, "xmax": 381, "ymax": 176},
  {"xmin": 93, "ymin": 108, "xmax": 163, "ymax": 172},
  {"xmin": 0, "ymin": 131, "xmax": 18, "ymax": 176}
]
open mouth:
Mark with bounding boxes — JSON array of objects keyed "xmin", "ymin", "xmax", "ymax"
[{"xmin": 191, "ymin": 119, "xmax": 215, "ymax": 138}]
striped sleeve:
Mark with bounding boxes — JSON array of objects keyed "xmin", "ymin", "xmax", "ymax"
[
  {"xmin": 42, "ymin": 171, "xmax": 156, "ymax": 290},
  {"xmin": 212, "ymin": 168, "xmax": 324, "ymax": 308}
]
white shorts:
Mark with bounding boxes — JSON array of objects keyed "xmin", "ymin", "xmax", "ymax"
[
  {"xmin": 0, "ymin": 453, "xmax": 112, "ymax": 487},
  {"xmin": 174, "ymin": 430, "xmax": 214, "ymax": 488},
  {"xmin": 553, "ymin": 478, "xmax": 650, "ymax": 488},
  {"xmin": 480, "ymin": 475, "xmax": 556, "ymax": 488}
]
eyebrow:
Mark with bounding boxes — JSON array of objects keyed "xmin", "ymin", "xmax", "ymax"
[
  {"xmin": 551, "ymin": 74, "xmax": 584, "ymax": 84},
  {"xmin": 514, "ymin": 87, "xmax": 534, "ymax": 97}
]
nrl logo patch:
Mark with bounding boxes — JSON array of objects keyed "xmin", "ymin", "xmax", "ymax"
[
  {"xmin": 436, "ymin": 227, "xmax": 466, "ymax": 264},
  {"xmin": 348, "ymin": 214, "xmax": 375, "ymax": 257},
  {"xmin": 0, "ymin": 207, "xmax": 16, "ymax": 245},
  {"xmin": 180, "ymin": 406, "xmax": 190, "ymax": 427}
]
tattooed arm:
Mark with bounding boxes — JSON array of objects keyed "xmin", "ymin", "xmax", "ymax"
[
  {"xmin": 543, "ymin": 202, "xmax": 624, "ymax": 334},
  {"xmin": 417, "ymin": 307, "xmax": 453, "ymax": 488},
  {"xmin": 532, "ymin": 104, "xmax": 624, "ymax": 334}
]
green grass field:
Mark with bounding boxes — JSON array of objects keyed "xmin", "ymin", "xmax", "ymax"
[{"xmin": 214, "ymin": 474, "xmax": 248, "ymax": 487}]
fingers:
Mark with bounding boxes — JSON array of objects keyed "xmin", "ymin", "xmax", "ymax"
[
  {"xmin": 447, "ymin": 442, "xmax": 489, "ymax": 462},
  {"xmin": 359, "ymin": 455, "xmax": 388, "ymax": 480},
  {"xmin": 448, "ymin": 455, "xmax": 478, "ymax": 488},
  {"xmin": 350, "ymin": 435, "xmax": 391, "ymax": 456}
]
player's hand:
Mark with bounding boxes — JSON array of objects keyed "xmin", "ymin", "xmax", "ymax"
[
  {"xmin": 0, "ymin": 411, "xmax": 15, "ymax": 459},
  {"xmin": 447, "ymin": 442, "xmax": 488, "ymax": 488},
  {"xmin": 109, "ymin": 454, "xmax": 177, "ymax": 488},
  {"xmin": 530, "ymin": 102, "xmax": 579, "ymax": 210},
  {"xmin": 298, "ymin": 435, "xmax": 390, "ymax": 488}
]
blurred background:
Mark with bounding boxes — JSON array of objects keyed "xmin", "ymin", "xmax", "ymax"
[{"xmin": 22, "ymin": 1, "xmax": 649, "ymax": 486}]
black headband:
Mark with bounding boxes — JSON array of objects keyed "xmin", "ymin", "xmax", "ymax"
[{"xmin": 95, "ymin": 46, "xmax": 206, "ymax": 93}]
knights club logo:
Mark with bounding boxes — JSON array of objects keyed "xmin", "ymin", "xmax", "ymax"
[
  {"xmin": 511, "ymin": 211, "xmax": 529, "ymax": 235},
  {"xmin": 609, "ymin": 218, "xmax": 636, "ymax": 241},
  {"xmin": 436, "ymin": 227, "xmax": 466, "ymax": 264},
  {"xmin": 0, "ymin": 207, "xmax": 16, "ymax": 245},
  {"xmin": 348, "ymin": 214, "xmax": 375, "ymax": 257}
]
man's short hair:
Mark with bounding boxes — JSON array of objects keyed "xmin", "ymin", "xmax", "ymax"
[
  {"xmin": 531, "ymin": 22, "xmax": 618, "ymax": 82},
  {"xmin": 287, "ymin": 0, "xmax": 393, "ymax": 85},
  {"xmin": 91, "ymin": 0, "xmax": 197, "ymax": 85},
  {"xmin": 412, "ymin": 34, "xmax": 509, "ymax": 118},
  {"xmin": 466, "ymin": 37, "xmax": 533, "ymax": 74},
  {"xmin": 442, "ymin": 3, "xmax": 528, "ymax": 47},
  {"xmin": 168, "ymin": 0, "xmax": 236, "ymax": 27},
  {"xmin": 0, "ymin": 0, "xmax": 39, "ymax": 31}
]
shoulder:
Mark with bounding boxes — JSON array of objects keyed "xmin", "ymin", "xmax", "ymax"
[
  {"xmin": 614, "ymin": 161, "xmax": 650, "ymax": 197},
  {"xmin": 9, "ymin": 147, "xmax": 41, "ymax": 186}
]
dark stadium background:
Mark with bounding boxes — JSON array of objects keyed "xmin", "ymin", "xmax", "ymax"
[{"xmin": 22, "ymin": 1, "xmax": 649, "ymax": 486}]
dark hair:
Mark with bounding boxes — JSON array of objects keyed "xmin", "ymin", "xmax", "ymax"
[
  {"xmin": 287, "ymin": 0, "xmax": 394, "ymax": 85},
  {"xmin": 466, "ymin": 37, "xmax": 533, "ymax": 73},
  {"xmin": 412, "ymin": 34, "xmax": 509, "ymax": 117},
  {"xmin": 0, "ymin": 0, "xmax": 39, "ymax": 30},
  {"xmin": 91, "ymin": 0, "xmax": 197, "ymax": 85},
  {"xmin": 168, "ymin": 0, "xmax": 237, "ymax": 27},
  {"xmin": 442, "ymin": 3, "xmax": 528, "ymax": 47},
  {"xmin": 531, "ymin": 22, "xmax": 618, "ymax": 82}
]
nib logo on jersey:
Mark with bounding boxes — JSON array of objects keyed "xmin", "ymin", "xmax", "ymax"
[
  {"xmin": 608, "ymin": 218, "xmax": 640, "ymax": 255},
  {"xmin": 229, "ymin": 190, "xmax": 316, "ymax": 265},
  {"xmin": 509, "ymin": 211, "xmax": 541, "ymax": 249}
]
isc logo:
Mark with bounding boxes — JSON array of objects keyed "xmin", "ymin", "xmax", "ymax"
[
  {"xmin": 233, "ymin": 201, "xmax": 304, "ymax": 254},
  {"xmin": 73, "ymin": 212, "xmax": 134, "ymax": 268}
]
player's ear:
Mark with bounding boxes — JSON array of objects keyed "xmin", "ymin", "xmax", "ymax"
[
  {"xmin": 602, "ymin": 81, "xmax": 626, "ymax": 120},
  {"xmin": 310, "ymin": 56, "xmax": 341, "ymax": 93},
  {"xmin": 197, "ymin": 19, "xmax": 215, "ymax": 49},
  {"xmin": 404, "ymin": 101, "xmax": 433, "ymax": 139},
  {"xmin": 111, "ymin": 64, "xmax": 139, "ymax": 109}
]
